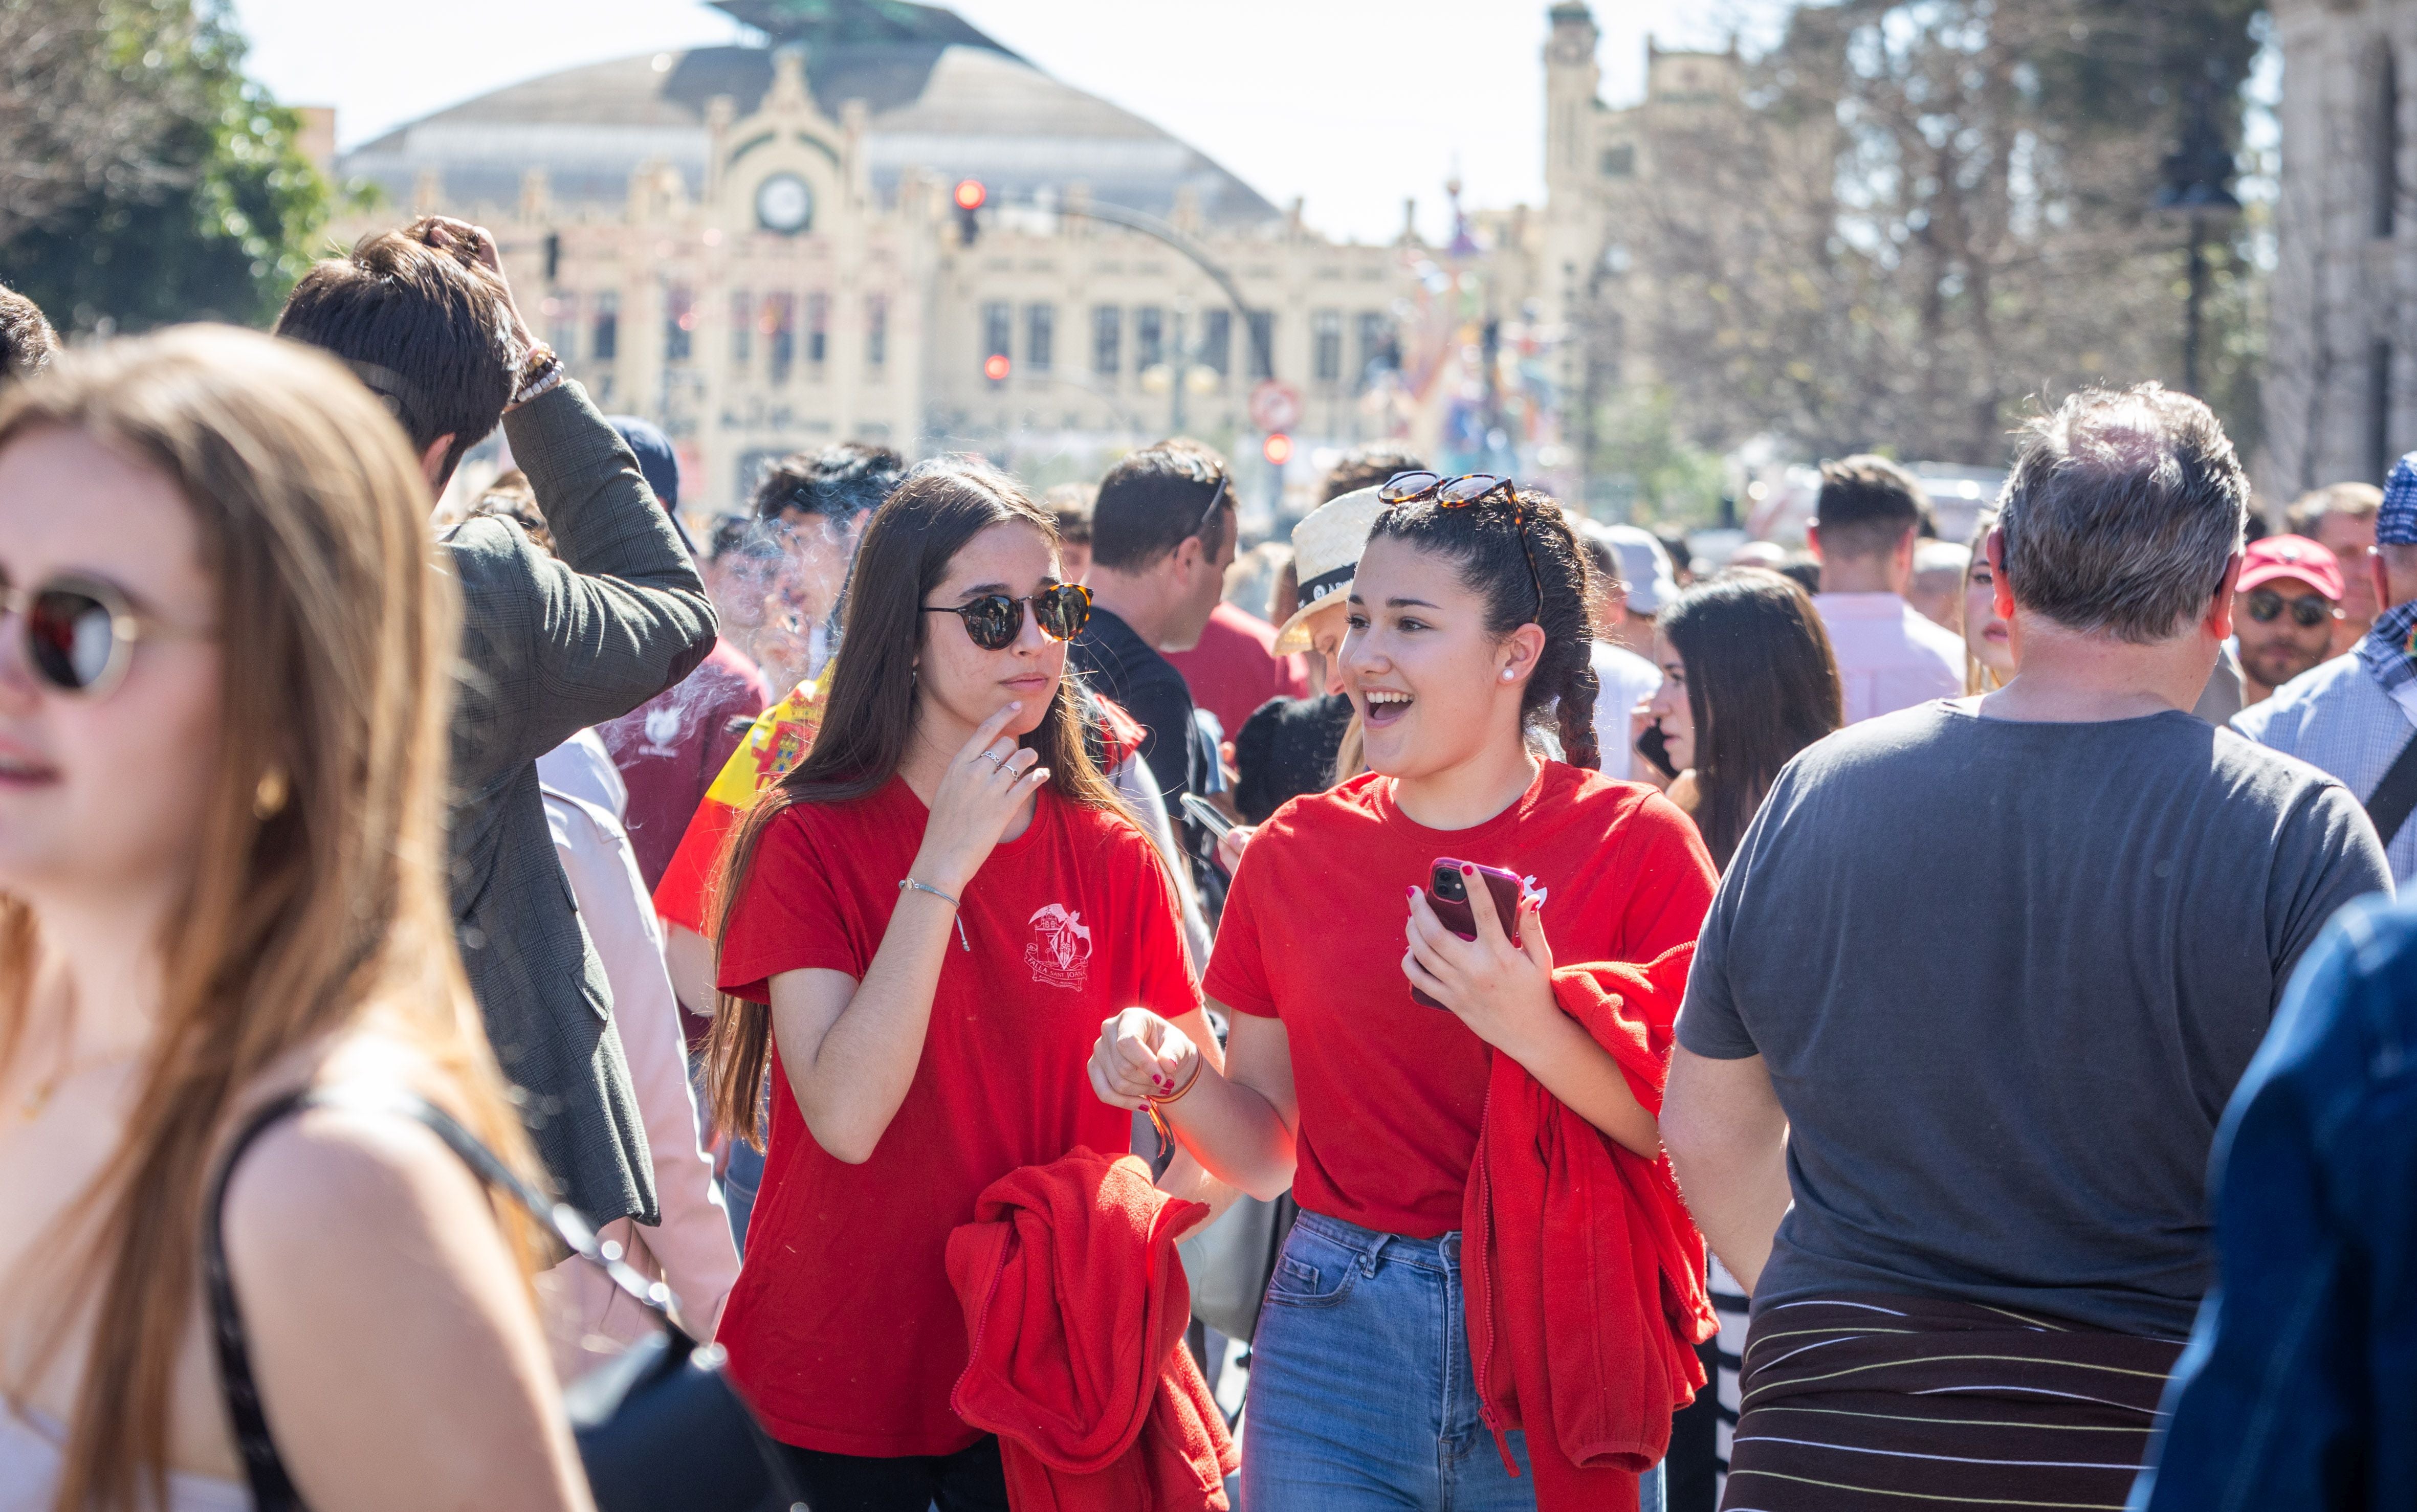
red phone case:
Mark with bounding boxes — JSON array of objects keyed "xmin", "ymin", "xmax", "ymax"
[{"xmin": 1411, "ymin": 857, "xmax": 1525, "ymax": 1009}]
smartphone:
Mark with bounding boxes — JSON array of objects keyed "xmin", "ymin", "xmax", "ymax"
[
  {"xmin": 1637, "ymin": 725, "xmax": 1679, "ymax": 781},
  {"xmin": 1179, "ymin": 792, "xmax": 1237, "ymax": 839},
  {"xmin": 1411, "ymin": 858, "xmax": 1526, "ymax": 1009}
]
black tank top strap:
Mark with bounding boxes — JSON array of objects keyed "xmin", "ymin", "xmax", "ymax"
[{"xmin": 200, "ymin": 1086, "xmax": 320, "ymax": 1511}]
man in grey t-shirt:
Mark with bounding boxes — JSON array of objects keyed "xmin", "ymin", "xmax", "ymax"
[{"xmin": 1662, "ymin": 384, "xmax": 2392, "ymax": 1509}]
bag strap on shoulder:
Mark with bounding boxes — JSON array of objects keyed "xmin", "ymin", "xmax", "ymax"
[{"xmin": 2366, "ymin": 732, "xmax": 2417, "ymax": 851}]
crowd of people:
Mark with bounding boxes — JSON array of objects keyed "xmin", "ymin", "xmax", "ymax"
[{"xmin": 0, "ymin": 213, "xmax": 2409, "ymax": 1512}]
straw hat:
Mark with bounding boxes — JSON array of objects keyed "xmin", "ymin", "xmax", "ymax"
[{"xmin": 1273, "ymin": 485, "xmax": 1388, "ymax": 655}]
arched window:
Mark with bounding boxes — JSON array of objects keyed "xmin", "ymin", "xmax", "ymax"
[{"xmin": 2374, "ymin": 43, "xmax": 2400, "ymax": 239}]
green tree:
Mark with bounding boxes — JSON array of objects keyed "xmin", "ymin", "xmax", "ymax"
[{"xmin": 1, "ymin": 0, "xmax": 332, "ymax": 332}]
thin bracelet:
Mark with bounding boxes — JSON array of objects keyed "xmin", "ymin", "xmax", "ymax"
[
  {"xmin": 898, "ymin": 878, "xmax": 970, "ymax": 952},
  {"xmin": 1142, "ymin": 1057, "xmax": 1204, "ymax": 1154},
  {"xmin": 1148, "ymin": 1055, "xmax": 1204, "ymax": 1107}
]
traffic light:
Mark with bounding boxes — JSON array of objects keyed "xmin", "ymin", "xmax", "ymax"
[
  {"xmin": 1263, "ymin": 432, "xmax": 1293, "ymax": 466},
  {"xmin": 954, "ymin": 179, "xmax": 986, "ymax": 247},
  {"xmin": 983, "ymin": 353, "xmax": 1011, "ymax": 383},
  {"xmin": 543, "ymin": 230, "xmax": 560, "ymax": 284}
]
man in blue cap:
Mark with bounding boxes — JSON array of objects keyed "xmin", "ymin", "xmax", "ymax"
[{"xmin": 2234, "ymin": 450, "xmax": 2417, "ymax": 885}]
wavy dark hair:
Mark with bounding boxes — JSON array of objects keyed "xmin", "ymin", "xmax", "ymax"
[
  {"xmin": 1363, "ymin": 484, "xmax": 1602, "ymax": 769},
  {"xmin": 1660, "ymin": 570, "xmax": 1844, "ymax": 868},
  {"xmin": 703, "ymin": 457, "xmax": 1123, "ymax": 1144}
]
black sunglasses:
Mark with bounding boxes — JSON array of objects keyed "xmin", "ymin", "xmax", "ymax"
[
  {"xmin": 1191, "ymin": 473, "xmax": 1231, "ymax": 544},
  {"xmin": 2242, "ymin": 588, "xmax": 2334, "ymax": 630},
  {"xmin": 1378, "ymin": 471, "xmax": 1543, "ymax": 617},
  {"xmin": 2, "ymin": 572, "xmax": 208, "ymax": 698},
  {"xmin": 921, "ymin": 582, "xmax": 1093, "ymax": 650}
]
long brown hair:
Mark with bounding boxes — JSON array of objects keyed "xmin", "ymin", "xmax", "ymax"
[
  {"xmin": 704, "ymin": 458, "xmax": 1124, "ymax": 1146},
  {"xmin": 1659, "ymin": 570, "xmax": 1845, "ymax": 868},
  {"xmin": 1361, "ymin": 484, "xmax": 1603, "ymax": 768},
  {"xmin": 0, "ymin": 326, "xmax": 541, "ymax": 1511}
]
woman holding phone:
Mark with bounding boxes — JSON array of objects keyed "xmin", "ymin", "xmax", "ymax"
[
  {"xmin": 704, "ymin": 459, "xmax": 1217, "ymax": 1511},
  {"xmin": 1087, "ymin": 474, "xmax": 1717, "ymax": 1510}
]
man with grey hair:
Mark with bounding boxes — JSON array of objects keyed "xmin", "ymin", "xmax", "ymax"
[
  {"xmin": 2235, "ymin": 453, "xmax": 2417, "ymax": 885},
  {"xmin": 1662, "ymin": 384, "xmax": 2389, "ymax": 1508}
]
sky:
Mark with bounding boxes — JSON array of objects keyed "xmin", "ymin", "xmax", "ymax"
[{"xmin": 229, "ymin": 0, "xmax": 1791, "ymax": 245}]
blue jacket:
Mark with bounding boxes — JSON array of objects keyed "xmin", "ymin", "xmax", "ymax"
[{"xmin": 2135, "ymin": 891, "xmax": 2416, "ymax": 1510}]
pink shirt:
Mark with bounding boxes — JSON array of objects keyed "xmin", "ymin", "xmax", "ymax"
[{"xmin": 1813, "ymin": 591, "xmax": 1965, "ymax": 723}]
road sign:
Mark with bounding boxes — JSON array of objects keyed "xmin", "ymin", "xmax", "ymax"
[{"xmin": 1249, "ymin": 380, "xmax": 1302, "ymax": 433}]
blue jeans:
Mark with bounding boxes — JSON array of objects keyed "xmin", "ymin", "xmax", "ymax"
[{"xmin": 1241, "ymin": 1210, "xmax": 1534, "ymax": 1510}]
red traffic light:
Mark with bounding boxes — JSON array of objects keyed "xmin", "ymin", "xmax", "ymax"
[
  {"xmin": 1263, "ymin": 432, "xmax": 1294, "ymax": 466},
  {"xmin": 983, "ymin": 353, "xmax": 1011, "ymax": 382},
  {"xmin": 954, "ymin": 179, "xmax": 987, "ymax": 211}
]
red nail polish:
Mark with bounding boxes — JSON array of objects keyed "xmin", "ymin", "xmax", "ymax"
[{"xmin": 1461, "ymin": 864, "xmax": 1475, "ymax": 877}]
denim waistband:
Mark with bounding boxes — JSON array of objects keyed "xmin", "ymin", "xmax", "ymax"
[{"xmin": 1291, "ymin": 1208, "xmax": 1462, "ymax": 1274}]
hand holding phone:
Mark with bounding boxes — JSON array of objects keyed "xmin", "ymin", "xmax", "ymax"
[
  {"xmin": 1179, "ymin": 792, "xmax": 1236, "ymax": 839},
  {"xmin": 1410, "ymin": 858, "xmax": 1525, "ymax": 1009}
]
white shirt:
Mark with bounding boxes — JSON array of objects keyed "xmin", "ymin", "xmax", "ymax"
[
  {"xmin": 1813, "ymin": 591, "xmax": 1966, "ymax": 724},
  {"xmin": 1589, "ymin": 641, "xmax": 1664, "ymax": 782}
]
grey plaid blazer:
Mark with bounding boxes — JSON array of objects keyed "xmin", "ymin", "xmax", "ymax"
[{"xmin": 442, "ymin": 381, "xmax": 714, "ymax": 1225}]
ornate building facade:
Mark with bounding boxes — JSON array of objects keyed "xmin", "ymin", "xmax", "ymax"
[
  {"xmin": 2269, "ymin": 0, "xmax": 2417, "ymax": 494},
  {"xmin": 333, "ymin": 0, "xmax": 1601, "ymax": 525}
]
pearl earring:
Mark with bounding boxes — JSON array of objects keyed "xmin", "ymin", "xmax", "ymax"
[{"xmin": 253, "ymin": 767, "xmax": 289, "ymax": 819}]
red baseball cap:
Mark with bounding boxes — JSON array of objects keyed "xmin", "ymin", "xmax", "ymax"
[{"xmin": 2238, "ymin": 534, "xmax": 2344, "ymax": 601}]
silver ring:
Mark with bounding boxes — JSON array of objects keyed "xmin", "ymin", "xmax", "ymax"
[{"xmin": 981, "ymin": 751, "xmax": 1006, "ymax": 767}]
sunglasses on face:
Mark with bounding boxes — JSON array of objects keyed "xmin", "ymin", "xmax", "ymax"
[
  {"xmin": 920, "ymin": 582, "xmax": 1092, "ymax": 651},
  {"xmin": 2, "ymin": 572, "xmax": 205, "ymax": 698},
  {"xmin": 1377, "ymin": 471, "xmax": 1544, "ymax": 617},
  {"xmin": 2242, "ymin": 588, "xmax": 2334, "ymax": 629}
]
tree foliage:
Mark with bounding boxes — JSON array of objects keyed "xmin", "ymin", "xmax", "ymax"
[
  {"xmin": 1608, "ymin": 0, "xmax": 2265, "ymax": 471},
  {"xmin": 0, "ymin": 0, "xmax": 332, "ymax": 332}
]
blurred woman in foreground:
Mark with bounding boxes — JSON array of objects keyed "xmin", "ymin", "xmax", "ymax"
[{"xmin": 0, "ymin": 327, "xmax": 588, "ymax": 1509}]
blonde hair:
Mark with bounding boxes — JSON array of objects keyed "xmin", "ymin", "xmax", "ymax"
[{"xmin": 0, "ymin": 326, "xmax": 540, "ymax": 1511}]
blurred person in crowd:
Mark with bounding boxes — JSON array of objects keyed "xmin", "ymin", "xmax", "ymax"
[
  {"xmin": 703, "ymin": 460, "xmax": 1219, "ymax": 1508},
  {"xmin": 1065, "ymin": 440, "xmax": 1235, "ymax": 815},
  {"xmin": 276, "ymin": 216, "xmax": 716, "ymax": 1229},
  {"xmin": 1725, "ymin": 541, "xmax": 1787, "ymax": 573},
  {"xmin": 1805, "ymin": 455, "xmax": 1965, "ymax": 722},
  {"xmin": 2231, "ymin": 535, "xmax": 2344, "ymax": 706},
  {"xmin": 1599, "ymin": 524, "xmax": 1680, "ymax": 658},
  {"xmin": 1091, "ymin": 477, "xmax": 1716, "ymax": 1511},
  {"xmin": 1641, "ymin": 569, "xmax": 1842, "ymax": 1503},
  {"xmin": 536, "ymin": 733, "xmax": 738, "ymax": 1356},
  {"xmin": 2235, "ymin": 452, "xmax": 2417, "ymax": 886},
  {"xmin": 2289, "ymin": 481, "xmax": 2383, "ymax": 653},
  {"xmin": 1665, "ymin": 384, "xmax": 2390, "ymax": 1510},
  {"xmin": 749, "ymin": 441, "xmax": 906, "ymax": 693},
  {"xmin": 1232, "ymin": 487, "xmax": 1385, "ymax": 824},
  {"xmin": 1317, "ymin": 439, "xmax": 1425, "ymax": 503},
  {"xmin": 0, "ymin": 327, "xmax": 591, "ymax": 1508},
  {"xmin": 1655, "ymin": 529, "xmax": 1697, "ymax": 589},
  {"xmin": 701, "ymin": 515, "xmax": 781, "ymax": 661},
  {"xmin": 1961, "ymin": 507, "xmax": 2013, "ymax": 692},
  {"xmin": 1907, "ymin": 540, "xmax": 1969, "ymax": 631},
  {"xmin": 1645, "ymin": 571, "xmax": 1843, "ymax": 870},
  {"xmin": 1576, "ymin": 523, "xmax": 1662, "ymax": 783},
  {"xmin": 591, "ymin": 418, "xmax": 772, "ymax": 891},
  {"xmin": 1163, "ymin": 560, "xmax": 1309, "ymax": 749},
  {"xmin": 0, "ymin": 282, "xmax": 57, "ymax": 387},
  {"xmin": 1041, "ymin": 481, "xmax": 1095, "ymax": 583},
  {"xmin": 2134, "ymin": 892, "xmax": 2417, "ymax": 1509},
  {"xmin": 1771, "ymin": 552, "xmax": 1821, "ymax": 600}
]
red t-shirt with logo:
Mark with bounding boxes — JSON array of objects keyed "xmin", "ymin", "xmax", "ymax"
[
  {"xmin": 714, "ymin": 777, "xmax": 1200, "ymax": 1455},
  {"xmin": 1206, "ymin": 763, "xmax": 1716, "ymax": 1239}
]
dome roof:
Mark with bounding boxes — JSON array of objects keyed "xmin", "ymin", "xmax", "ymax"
[{"xmin": 339, "ymin": 29, "xmax": 1281, "ymax": 227}]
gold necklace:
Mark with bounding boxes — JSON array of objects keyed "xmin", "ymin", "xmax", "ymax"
[{"xmin": 10, "ymin": 1052, "xmax": 137, "ymax": 1124}]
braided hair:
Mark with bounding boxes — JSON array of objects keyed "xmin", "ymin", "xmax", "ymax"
[{"xmin": 1364, "ymin": 484, "xmax": 1602, "ymax": 770}]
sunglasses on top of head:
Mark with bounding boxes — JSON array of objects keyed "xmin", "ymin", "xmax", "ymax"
[
  {"xmin": 1376, "ymin": 471, "xmax": 1544, "ymax": 616},
  {"xmin": 921, "ymin": 582, "xmax": 1093, "ymax": 651},
  {"xmin": 2, "ymin": 572, "xmax": 208, "ymax": 699},
  {"xmin": 2241, "ymin": 588, "xmax": 2335, "ymax": 629}
]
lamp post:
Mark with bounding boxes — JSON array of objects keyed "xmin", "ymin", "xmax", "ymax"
[{"xmin": 2154, "ymin": 77, "xmax": 2244, "ymax": 398}]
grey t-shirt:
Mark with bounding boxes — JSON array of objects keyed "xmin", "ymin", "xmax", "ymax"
[{"xmin": 1677, "ymin": 701, "xmax": 2391, "ymax": 1338}]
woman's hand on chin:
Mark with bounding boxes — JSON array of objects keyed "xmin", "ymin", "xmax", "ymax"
[
  {"xmin": 1401, "ymin": 868, "xmax": 1560, "ymax": 1055},
  {"xmin": 910, "ymin": 701, "xmax": 1049, "ymax": 895}
]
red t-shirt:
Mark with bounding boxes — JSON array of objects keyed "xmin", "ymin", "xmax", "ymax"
[
  {"xmin": 1163, "ymin": 601, "xmax": 1310, "ymax": 741},
  {"xmin": 714, "ymin": 777, "xmax": 1201, "ymax": 1455},
  {"xmin": 1206, "ymin": 763, "xmax": 1716, "ymax": 1238}
]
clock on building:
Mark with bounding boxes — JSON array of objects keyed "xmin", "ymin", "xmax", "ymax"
[{"xmin": 755, "ymin": 173, "xmax": 814, "ymax": 234}]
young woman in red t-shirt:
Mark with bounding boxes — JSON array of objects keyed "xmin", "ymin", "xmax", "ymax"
[
  {"xmin": 706, "ymin": 459, "xmax": 1217, "ymax": 1511},
  {"xmin": 1088, "ymin": 478, "xmax": 1718, "ymax": 1510}
]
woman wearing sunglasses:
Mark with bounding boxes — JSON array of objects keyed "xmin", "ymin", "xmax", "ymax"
[
  {"xmin": 0, "ymin": 328, "xmax": 589, "ymax": 1508},
  {"xmin": 703, "ymin": 458, "xmax": 1217, "ymax": 1511},
  {"xmin": 1087, "ymin": 473, "xmax": 1720, "ymax": 1510}
]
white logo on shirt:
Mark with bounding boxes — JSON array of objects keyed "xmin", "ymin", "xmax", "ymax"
[{"xmin": 1024, "ymin": 904, "xmax": 1093, "ymax": 990}]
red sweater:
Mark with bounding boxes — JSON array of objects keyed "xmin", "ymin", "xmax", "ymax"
[
  {"xmin": 1461, "ymin": 947, "xmax": 1716, "ymax": 1508},
  {"xmin": 946, "ymin": 1150, "xmax": 1238, "ymax": 1511}
]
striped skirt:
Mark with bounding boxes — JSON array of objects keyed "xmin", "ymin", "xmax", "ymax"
[{"xmin": 1720, "ymin": 1294, "xmax": 2184, "ymax": 1511}]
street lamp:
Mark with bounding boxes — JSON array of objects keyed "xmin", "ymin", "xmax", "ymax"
[{"xmin": 2154, "ymin": 78, "xmax": 2244, "ymax": 398}]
